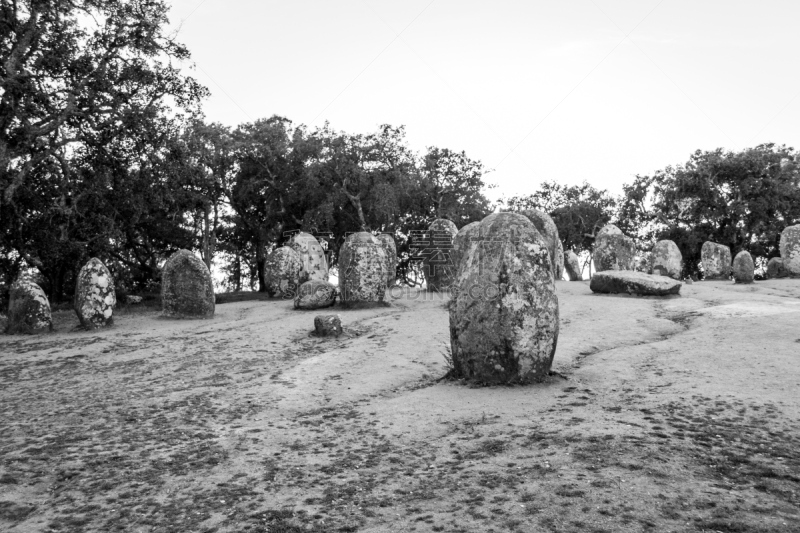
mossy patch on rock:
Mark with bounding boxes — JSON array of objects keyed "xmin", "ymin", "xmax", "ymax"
[
  {"xmin": 449, "ymin": 212, "xmax": 559, "ymax": 384},
  {"xmin": 651, "ymin": 240, "xmax": 682, "ymax": 280},
  {"xmin": 375, "ymin": 234, "xmax": 398, "ymax": 288},
  {"xmin": 294, "ymin": 280, "xmax": 337, "ymax": 310},
  {"xmin": 161, "ymin": 250, "xmax": 215, "ymax": 319},
  {"xmin": 289, "ymin": 232, "xmax": 329, "ymax": 283},
  {"xmin": 592, "ymin": 226, "xmax": 636, "ymax": 271},
  {"xmin": 339, "ymin": 235, "xmax": 387, "ymax": 308}
]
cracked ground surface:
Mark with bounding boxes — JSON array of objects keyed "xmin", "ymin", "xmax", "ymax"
[{"xmin": 1, "ymin": 281, "xmax": 799, "ymax": 532}]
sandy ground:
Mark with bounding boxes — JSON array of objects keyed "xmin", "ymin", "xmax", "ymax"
[{"xmin": 1, "ymin": 280, "xmax": 799, "ymax": 533}]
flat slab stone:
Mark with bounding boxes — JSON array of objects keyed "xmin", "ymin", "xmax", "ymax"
[{"xmin": 590, "ymin": 270, "xmax": 682, "ymax": 296}]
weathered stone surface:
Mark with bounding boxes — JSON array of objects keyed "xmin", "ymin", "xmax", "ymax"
[
  {"xmin": 375, "ymin": 233, "xmax": 397, "ymax": 288},
  {"xmin": 651, "ymin": 240, "xmax": 682, "ymax": 279},
  {"xmin": 339, "ymin": 235, "xmax": 388, "ymax": 307},
  {"xmin": 780, "ymin": 224, "xmax": 800, "ymax": 277},
  {"xmin": 264, "ymin": 246, "xmax": 304, "ymax": 298},
  {"xmin": 590, "ymin": 270, "xmax": 682, "ymax": 296},
  {"xmin": 74, "ymin": 257, "xmax": 116, "ymax": 329},
  {"xmin": 555, "ymin": 240, "xmax": 564, "ymax": 280},
  {"xmin": 701, "ymin": 242, "xmax": 732, "ymax": 280},
  {"xmin": 424, "ymin": 219, "xmax": 458, "ymax": 291},
  {"xmin": 598, "ymin": 224, "xmax": 623, "ymax": 236},
  {"xmin": 564, "ymin": 250, "xmax": 582, "ymax": 281},
  {"xmin": 6, "ymin": 279, "xmax": 52, "ymax": 334},
  {"xmin": 452, "ymin": 221, "xmax": 481, "ymax": 276},
  {"xmin": 766, "ymin": 257, "xmax": 789, "ymax": 279},
  {"xmin": 450, "ymin": 212, "xmax": 559, "ymax": 384},
  {"xmin": 732, "ymin": 251, "xmax": 755, "ymax": 284},
  {"xmin": 294, "ymin": 280, "xmax": 337, "ymax": 310},
  {"xmin": 289, "ymin": 232, "xmax": 329, "ymax": 283},
  {"xmin": 314, "ymin": 315, "xmax": 342, "ymax": 337},
  {"xmin": 592, "ymin": 226, "xmax": 636, "ymax": 271},
  {"xmin": 634, "ymin": 252, "xmax": 653, "ymax": 273},
  {"xmin": 520, "ymin": 209, "xmax": 560, "ymax": 278},
  {"xmin": 161, "ymin": 250, "xmax": 215, "ymax": 318}
]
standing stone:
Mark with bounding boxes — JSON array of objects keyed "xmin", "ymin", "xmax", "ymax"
[
  {"xmin": 452, "ymin": 221, "xmax": 481, "ymax": 276},
  {"xmin": 74, "ymin": 258, "xmax": 116, "ymax": 329},
  {"xmin": 590, "ymin": 271, "xmax": 682, "ymax": 296},
  {"xmin": 780, "ymin": 224, "xmax": 800, "ymax": 277},
  {"xmin": 563, "ymin": 250, "xmax": 582, "ymax": 281},
  {"xmin": 592, "ymin": 225, "xmax": 636, "ymax": 272},
  {"xmin": 520, "ymin": 209, "xmax": 560, "ymax": 279},
  {"xmin": 289, "ymin": 232, "xmax": 329, "ymax": 283},
  {"xmin": 701, "ymin": 242, "xmax": 732, "ymax": 280},
  {"xmin": 264, "ymin": 246, "xmax": 304, "ymax": 298},
  {"xmin": 375, "ymin": 233, "xmax": 397, "ymax": 288},
  {"xmin": 314, "ymin": 315, "xmax": 343, "ymax": 337},
  {"xmin": 161, "ymin": 250, "xmax": 215, "ymax": 318},
  {"xmin": 339, "ymin": 232, "xmax": 388, "ymax": 307},
  {"xmin": 554, "ymin": 240, "xmax": 565, "ymax": 280},
  {"xmin": 766, "ymin": 257, "xmax": 789, "ymax": 279},
  {"xmin": 6, "ymin": 279, "xmax": 52, "ymax": 334},
  {"xmin": 450, "ymin": 212, "xmax": 559, "ymax": 384},
  {"xmin": 732, "ymin": 251, "xmax": 755, "ymax": 284},
  {"xmin": 294, "ymin": 280, "xmax": 337, "ymax": 310},
  {"xmin": 651, "ymin": 240, "xmax": 682, "ymax": 280},
  {"xmin": 424, "ymin": 219, "xmax": 458, "ymax": 291}
]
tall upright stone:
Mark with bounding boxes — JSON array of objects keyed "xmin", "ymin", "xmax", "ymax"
[
  {"xmin": 701, "ymin": 242, "xmax": 732, "ymax": 280},
  {"xmin": 74, "ymin": 258, "xmax": 116, "ymax": 329},
  {"xmin": 161, "ymin": 250, "xmax": 215, "ymax": 318},
  {"xmin": 289, "ymin": 232, "xmax": 329, "ymax": 283},
  {"xmin": 450, "ymin": 212, "xmax": 559, "ymax": 384},
  {"xmin": 339, "ymin": 232, "xmax": 388, "ymax": 307},
  {"xmin": 732, "ymin": 251, "xmax": 755, "ymax": 284},
  {"xmin": 375, "ymin": 233, "xmax": 397, "ymax": 288},
  {"xmin": 452, "ymin": 221, "xmax": 481, "ymax": 276},
  {"xmin": 6, "ymin": 279, "xmax": 52, "ymax": 334},
  {"xmin": 766, "ymin": 257, "xmax": 789, "ymax": 279},
  {"xmin": 520, "ymin": 209, "xmax": 560, "ymax": 279},
  {"xmin": 592, "ymin": 225, "xmax": 636, "ymax": 272},
  {"xmin": 651, "ymin": 240, "xmax": 682, "ymax": 280},
  {"xmin": 780, "ymin": 224, "xmax": 800, "ymax": 277},
  {"xmin": 554, "ymin": 240, "xmax": 565, "ymax": 280},
  {"xmin": 563, "ymin": 250, "xmax": 582, "ymax": 281},
  {"xmin": 264, "ymin": 246, "xmax": 304, "ymax": 299},
  {"xmin": 424, "ymin": 219, "xmax": 458, "ymax": 291}
]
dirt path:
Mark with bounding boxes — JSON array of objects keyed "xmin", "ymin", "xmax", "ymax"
[{"xmin": 1, "ymin": 281, "xmax": 799, "ymax": 532}]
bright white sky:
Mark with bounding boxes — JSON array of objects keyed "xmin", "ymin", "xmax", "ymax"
[{"xmin": 167, "ymin": 0, "xmax": 800, "ymax": 203}]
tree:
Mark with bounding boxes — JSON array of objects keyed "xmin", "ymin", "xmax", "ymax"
[
  {"xmin": 0, "ymin": 0, "xmax": 207, "ymax": 300},
  {"xmin": 618, "ymin": 144, "xmax": 800, "ymax": 277},
  {"xmin": 506, "ymin": 181, "xmax": 617, "ymax": 255}
]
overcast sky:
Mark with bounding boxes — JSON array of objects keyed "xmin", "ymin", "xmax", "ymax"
[{"xmin": 167, "ymin": 0, "xmax": 800, "ymax": 203}]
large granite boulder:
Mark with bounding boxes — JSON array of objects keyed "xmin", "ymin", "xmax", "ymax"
[
  {"xmin": 289, "ymin": 232, "xmax": 329, "ymax": 283},
  {"xmin": 590, "ymin": 270, "xmax": 682, "ymax": 296},
  {"xmin": 314, "ymin": 315, "xmax": 343, "ymax": 337},
  {"xmin": 375, "ymin": 233, "xmax": 397, "ymax": 288},
  {"xmin": 424, "ymin": 219, "xmax": 458, "ymax": 291},
  {"xmin": 339, "ymin": 233, "xmax": 388, "ymax": 307},
  {"xmin": 6, "ymin": 279, "xmax": 52, "ymax": 334},
  {"xmin": 452, "ymin": 221, "xmax": 481, "ymax": 276},
  {"xmin": 449, "ymin": 212, "xmax": 559, "ymax": 384},
  {"xmin": 74, "ymin": 257, "xmax": 116, "ymax": 329},
  {"xmin": 651, "ymin": 240, "xmax": 682, "ymax": 279},
  {"xmin": 554, "ymin": 240, "xmax": 565, "ymax": 280},
  {"xmin": 520, "ymin": 209, "xmax": 560, "ymax": 278},
  {"xmin": 294, "ymin": 280, "xmax": 337, "ymax": 310},
  {"xmin": 766, "ymin": 257, "xmax": 789, "ymax": 279},
  {"xmin": 264, "ymin": 246, "xmax": 304, "ymax": 298},
  {"xmin": 564, "ymin": 250, "xmax": 582, "ymax": 281},
  {"xmin": 161, "ymin": 250, "xmax": 215, "ymax": 318},
  {"xmin": 701, "ymin": 242, "xmax": 732, "ymax": 280},
  {"xmin": 780, "ymin": 224, "xmax": 800, "ymax": 277},
  {"xmin": 592, "ymin": 225, "xmax": 636, "ymax": 271},
  {"xmin": 732, "ymin": 251, "xmax": 755, "ymax": 284}
]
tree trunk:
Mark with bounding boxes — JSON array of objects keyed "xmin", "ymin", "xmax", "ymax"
[
  {"xmin": 201, "ymin": 205, "xmax": 211, "ymax": 269},
  {"xmin": 232, "ymin": 255, "xmax": 242, "ymax": 293},
  {"xmin": 256, "ymin": 234, "xmax": 267, "ymax": 292}
]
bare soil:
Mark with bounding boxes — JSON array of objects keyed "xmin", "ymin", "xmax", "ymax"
[{"xmin": 1, "ymin": 280, "xmax": 799, "ymax": 533}]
